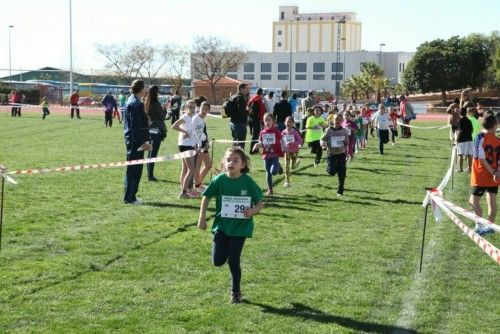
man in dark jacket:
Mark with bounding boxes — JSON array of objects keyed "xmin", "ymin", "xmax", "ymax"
[
  {"xmin": 273, "ymin": 90, "xmax": 292, "ymax": 131},
  {"xmin": 247, "ymin": 88, "xmax": 266, "ymax": 154},
  {"xmin": 229, "ymin": 83, "xmax": 250, "ymax": 149},
  {"xmin": 123, "ymin": 79, "xmax": 151, "ymax": 204},
  {"xmin": 102, "ymin": 92, "xmax": 118, "ymax": 127}
]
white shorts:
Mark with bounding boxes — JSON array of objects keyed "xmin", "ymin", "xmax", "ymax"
[{"xmin": 457, "ymin": 141, "xmax": 474, "ymax": 156}]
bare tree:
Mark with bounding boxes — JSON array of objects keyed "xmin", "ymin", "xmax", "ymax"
[
  {"xmin": 191, "ymin": 36, "xmax": 247, "ymax": 104},
  {"xmin": 140, "ymin": 45, "xmax": 168, "ymax": 85},
  {"xmin": 160, "ymin": 44, "xmax": 189, "ymax": 94},
  {"xmin": 96, "ymin": 41, "xmax": 154, "ymax": 83}
]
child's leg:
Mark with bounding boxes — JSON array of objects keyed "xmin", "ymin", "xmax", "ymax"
[
  {"xmin": 337, "ymin": 153, "xmax": 347, "ymax": 195},
  {"xmin": 313, "ymin": 141, "xmax": 322, "ymax": 164},
  {"xmin": 193, "ymin": 153, "xmax": 202, "ymax": 186},
  {"xmin": 284, "ymin": 153, "xmax": 291, "ymax": 183},
  {"xmin": 326, "ymin": 154, "xmax": 337, "ymax": 176},
  {"xmin": 227, "ymin": 236, "xmax": 246, "ymax": 294},
  {"xmin": 291, "ymin": 152, "xmax": 298, "ymax": 169},
  {"xmin": 469, "ymin": 194, "xmax": 483, "ymax": 227},
  {"xmin": 212, "ymin": 231, "xmax": 230, "ymax": 266},
  {"xmin": 264, "ymin": 158, "xmax": 278, "ymax": 190},
  {"xmin": 485, "ymin": 192, "xmax": 497, "ymax": 223},
  {"xmin": 181, "ymin": 157, "xmax": 195, "ymax": 191},
  {"xmin": 458, "ymin": 155, "xmax": 464, "ymax": 171},
  {"xmin": 467, "ymin": 155, "xmax": 472, "ymax": 171},
  {"xmin": 197, "ymin": 152, "xmax": 212, "ymax": 186}
]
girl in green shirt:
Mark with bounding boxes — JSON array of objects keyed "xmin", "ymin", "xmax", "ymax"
[{"xmin": 305, "ymin": 106, "xmax": 326, "ymax": 166}]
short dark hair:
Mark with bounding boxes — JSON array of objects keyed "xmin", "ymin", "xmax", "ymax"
[
  {"xmin": 453, "ymin": 97, "xmax": 460, "ymax": 104},
  {"xmin": 223, "ymin": 147, "xmax": 250, "ymax": 174},
  {"xmin": 292, "ymin": 93, "xmax": 297, "ymax": 99},
  {"xmin": 174, "ymin": 90, "xmax": 179, "ymax": 95},
  {"xmin": 131, "ymin": 79, "xmax": 145, "ymax": 94},
  {"xmin": 281, "ymin": 90, "xmax": 288, "ymax": 99},
  {"xmin": 481, "ymin": 112, "xmax": 497, "ymax": 130},
  {"xmin": 268, "ymin": 91, "xmax": 274, "ymax": 98},
  {"xmin": 238, "ymin": 83, "xmax": 248, "ymax": 92},
  {"xmin": 257, "ymin": 88, "xmax": 263, "ymax": 96},
  {"xmin": 194, "ymin": 95, "xmax": 207, "ymax": 107}
]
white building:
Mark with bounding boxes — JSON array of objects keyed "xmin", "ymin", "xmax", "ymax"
[
  {"xmin": 225, "ymin": 51, "xmax": 414, "ymax": 94},
  {"xmin": 273, "ymin": 6, "xmax": 362, "ymax": 53}
]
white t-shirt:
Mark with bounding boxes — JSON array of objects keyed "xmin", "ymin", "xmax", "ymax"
[
  {"xmin": 373, "ymin": 112, "xmax": 390, "ymax": 130},
  {"xmin": 192, "ymin": 113, "xmax": 207, "ymax": 148},
  {"xmin": 177, "ymin": 113, "xmax": 194, "ymax": 146},
  {"xmin": 264, "ymin": 97, "xmax": 276, "ymax": 114}
]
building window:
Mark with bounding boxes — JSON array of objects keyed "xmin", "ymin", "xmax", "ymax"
[
  {"xmin": 332, "ymin": 63, "xmax": 343, "ymax": 72},
  {"xmin": 227, "ymin": 74, "xmax": 238, "ymax": 80},
  {"xmin": 261, "ymin": 63, "xmax": 272, "ymax": 72},
  {"xmin": 280, "ymin": 11, "xmax": 284, "ymax": 20},
  {"xmin": 244, "ymin": 63, "xmax": 255, "ymax": 72},
  {"xmin": 261, "ymin": 74, "xmax": 272, "ymax": 80},
  {"xmin": 402, "ymin": 63, "xmax": 405, "ymax": 71},
  {"xmin": 399, "ymin": 63, "xmax": 402, "ymax": 72},
  {"xmin": 243, "ymin": 74, "xmax": 254, "ymax": 80},
  {"xmin": 295, "ymin": 74, "xmax": 307, "ymax": 80},
  {"xmin": 277, "ymin": 30, "xmax": 282, "ymax": 36},
  {"xmin": 331, "ymin": 74, "xmax": 344, "ymax": 80},
  {"xmin": 313, "ymin": 63, "xmax": 325, "ymax": 72},
  {"xmin": 313, "ymin": 74, "xmax": 325, "ymax": 80},
  {"xmin": 277, "ymin": 42, "xmax": 282, "ymax": 47},
  {"xmin": 295, "ymin": 63, "xmax": 307, "ymax": 72},
  {"xmin": 278, "ymin": 63, "xmax": 289, "ymax": 72},
  {"xmin": 278, "ymin": 74, "xmax": 289, "ymax": 80}
]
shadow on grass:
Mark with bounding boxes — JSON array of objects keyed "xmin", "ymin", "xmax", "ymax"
[
  {"xmin": 144, "ymin": 202, "xmax": 200, "ymax": 210},
  {"xmin": 244, "ymin": 301, "xmax": 418, "ymax": 333},
  {"xmin": 347, "ymin": 193, "xmax": 422, "ymax": 206},
  {"xmin": 3, "ymin": 221, "xmax": 198, "ymax": 302}
]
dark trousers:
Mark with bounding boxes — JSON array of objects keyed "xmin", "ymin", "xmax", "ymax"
[
  {"xmin": 390, "ymin": 128, "xmax": 398, "ymax": 143},
  {"xmin": 104, "ymin": 110, "xmax": 113, "ymax": 127},
  {"xmin": 402, "ymin": 119, "xmax": 411, "ymax": 138},
  {"xmin": 212, "ymin": 231, "xmax": 246, "ymax": 294},
  {"xmin": 378, "ymin": 129, "xmax": 390, "ymax": 154},
  {"xmin": 230, "ymin": 122, "xmax": 247, "ymax": 149},
  {"xmin": 327, "ymin": 153, "xmax": 346, "ymax": 195},
  {"xmin": 71, "ymin": 105, "xmax": 80, "ymax": 118},
  {"xmin": 147, "ymin": 133, "xmax": 162, "ymax": 178},
  {"xmin": 124, "ymin": 145, "xmax": 144, "ymax": 203},
  {"xmin": 264, "ymin": 157, "xmax": 280, "ymax": 189},
  {"xmin": 171, "ymin": 110, "xmax": 180, "ymax": 125},
  {"xmin": 249, "ymin": 119, "xmax": 261, "ymax": 153},
  {"xmin": 42, "ymin": 107, "xmax": 50, "ymax": 119},
  {"xmin": 309, "ymin": 140, "xmax": 322, "ymax": 164}
]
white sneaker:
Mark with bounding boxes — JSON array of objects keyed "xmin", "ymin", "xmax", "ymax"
[
  {"xmin": 292, "ymin": 159, "xmax": 300, "ymax": 169},
  {"xmin": 283, "ymin": 182, "xmax": 290, "ymax": 188},
  {"xmin": 131, "ymin": 199, "xmax": 144, "ymax": 205}
]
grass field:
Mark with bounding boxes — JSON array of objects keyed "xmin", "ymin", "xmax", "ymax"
[{"xmin": 0, "ymin": 111, "xmax": 498, "ymax": 333}]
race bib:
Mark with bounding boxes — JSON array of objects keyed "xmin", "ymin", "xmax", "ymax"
[
  {"xmin": 262, "ymin": 133, "xmax": 276, "ymax": 145},
  {"xmin": 331, "ymin": 136, "xmax": 345, "ymax": 148},
  {"xmin": 221, "ymin": 196, "xmax": 251, "ymax": 219},
  {"xmin": 283, "ymin": 135, "xmax": 294, "ymax": 144}
]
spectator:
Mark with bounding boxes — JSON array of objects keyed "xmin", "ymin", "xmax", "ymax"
[
  {"xmin": 169, "ymin": 90, "xmax": 182, "ymax": 124},
  {"xmin": 70, "ymin": 89, "xmax": 81, "ymax": 119},
  {"xmin": 229, "ymin": 83, "xmax": 250, "ymax": 149},
  {"xmin": 264, "ymin": 91, "xmax": 276, "ymax": 114},
  {"xmin": 102, "ymin": 92, "xmax": 118, "ymax": 127},
  {"xmin": 248, "ymin": 88, "xmax": 266, "ymax": 154},
  {"xmin": 273, "ymin": 90, "xmax": 292, "ymax": 132},
  {"xmin": 144, "ymin": 85, "xmax": 167, "ymax": 182}
]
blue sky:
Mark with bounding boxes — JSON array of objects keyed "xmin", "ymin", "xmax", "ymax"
[{"xmin": 0, "ymin": 0, "xmax": 498, "ymax": 75}]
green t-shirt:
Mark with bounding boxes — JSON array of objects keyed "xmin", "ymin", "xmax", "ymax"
[
  {"xmin": 305, "ymin": 116, "xmax": 325, "ymax": 143},
  {"xmin": 202, "ymin": 173, "xmax": 263, "ymax": 237},
  {"xmin": 469, "ymin": 116, "xmax": 480, "ymax": 140}
]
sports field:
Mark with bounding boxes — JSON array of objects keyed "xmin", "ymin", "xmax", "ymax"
[{"xmin": 0, "ymin": 111, "xmax": 498, "ymax": 333}]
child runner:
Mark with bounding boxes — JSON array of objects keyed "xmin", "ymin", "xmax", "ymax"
[
  {"xmin": 469, "ymin": 112, "xmax": 500, "ymax": 235},
  {"xmin": 388, "ymin": 106, "xmax": 399, "ymax": 146},
  {"xmin": 321, "ymin": 113, "xmax": 350, "ymax": 196},
  {"xmin": 40, "ymin": 96, "xmax": 50, "ymax": 120},
  {"xmin": 455, "ymin": 108, "xmax": 474, "ymax": 172},
  {"xmin": 305, "ymin": 106, "xmax": 326, "ymax": 167},
  {"xmin": 354, "ymin": 110, "xmax": 364, "ymax": 150},
  {"xmin": 198, "ymin": 147, "xmax": 264, "ymax": 303},
  {"xmin": 172, "ymin": 100, "xmax": 198, "ymax": 198},
  {"xmin": 252, "ymin": 113, "xmax": 283, "ymax": 195},
  {"xmin": 192, "ymin": 101, "xmax": 213, "ymax": 191},
  {"xmin": 281, "ymin": 116, "xmax": 303, "ymax": 187},
  {"xmin": 372, "ymin": 104, "xmax": 391, "ymax": 155},
  {"xmin": 342, "ymin": 112, "xmax": 358, "ymax": 161}
]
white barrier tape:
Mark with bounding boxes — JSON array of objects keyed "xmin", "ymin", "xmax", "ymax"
[
  {"xmin": 0, "ymin": 173, "xmax": 17, "ymax": 185},
  {"xmin": 213, "ymin": 139, "xmax": 254, "ymax": 144},
  {"xmin": 206, "ymin": 113, "xmax": 222, "ymax": 119},
  {"xmin": 422, "ymin": 147, "xmax": 457, "ymax": 206},
  {"xmin": 428, "ymin": 192, "xmax": 500, "ymax": 265},
  {"xmin": 5, "ymin": 150, "xmax": 196, "ymax": 178},
  {"xmin": 433, "ymin": 195, "xmax": 500, "ymax": 233},
  {"xmin": 397, "ymin": 121, "xmax": 449, "ymax": 130},
  {"xmin": 1, "ymin": 103, "xmax": 110, "ymax": 111}
]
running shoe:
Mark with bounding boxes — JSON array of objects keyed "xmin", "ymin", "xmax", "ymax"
[{"xmin": 230, "ymin": 292, "xmax": 242, "ymax": 304}]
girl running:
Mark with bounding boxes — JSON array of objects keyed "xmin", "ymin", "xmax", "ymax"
[
  {"xmin": 281, "ymin": 116, "xmax": 303, "ymax": 187},
  {"xmin": 305, "ymin": 106, "xmax": 326, "ymax": 167},
  {"xmin": 198, "ymin": 147, "xmax": 264, "ymax": 303},
  {"xmin": 40, "ymin": 96, "xmax": 50, "ymax": 120}
]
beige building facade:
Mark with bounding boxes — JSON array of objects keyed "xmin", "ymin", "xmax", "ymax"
[{"xmin": 272, "ymin": 6, "xmax": 362, "ymax": 53}]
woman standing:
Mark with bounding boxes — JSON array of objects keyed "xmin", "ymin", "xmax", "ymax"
[{"xmin": 144, "ymin": 85, "xmax": 167, "ymax": 182}]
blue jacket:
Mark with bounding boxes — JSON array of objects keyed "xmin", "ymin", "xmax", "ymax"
[
  {"xmin": 124, "ymin": 95, "xmax": 150, "ymax": 149},
  {"xmin": 102, "ymin": 94, "xmax": 117, "ymax": 111}
]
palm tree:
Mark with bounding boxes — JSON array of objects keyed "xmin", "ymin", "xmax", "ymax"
[{"xmin": 373, "ymin": 77, "xmax": 392, "ymax": 103}]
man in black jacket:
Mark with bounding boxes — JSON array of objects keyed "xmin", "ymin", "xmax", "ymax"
[
  {"xmin": 273, "ymin": 90, "xmax": 292, "ymax": 131},
  {"xmin": 123, "ymin": 79, "xmax": 151, "ymax": 204},
  {"xmin": 229, "ymin": 83, "xmax": 250, "ymax": 149}
]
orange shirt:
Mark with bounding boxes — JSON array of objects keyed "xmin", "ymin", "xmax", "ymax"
[{"xmin": 471, "ymin": 132, "xmax": 500, "ymax": 187}]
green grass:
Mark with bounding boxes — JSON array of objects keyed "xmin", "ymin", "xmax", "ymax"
[{"xmin": 0, "ymin": 111, "xmax": 498, "ymax": 333}]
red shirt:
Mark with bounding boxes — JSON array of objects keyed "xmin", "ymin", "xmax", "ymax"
[
  {"xmin": 70, "ymin": 93, "xmax": 79, "ymax": 105},
  {"xmin": 259, "ymin": 127, "xmax": 283, "ymax": 159},
  {"xmin": 248, "ymin": 95, "xmax": 266, "ymax": 122}
]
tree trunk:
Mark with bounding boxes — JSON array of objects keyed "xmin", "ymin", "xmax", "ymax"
[
  {"xmin": 441, "ymin": 90, "xmax": 447, "ymax": 106},
  {"xmin": 376, "ymin": 90, "xmax": 381, "ymax": 104},
  {"xmin": 210, "ymin": 84, "xmax": 218, "ymax": 105}
]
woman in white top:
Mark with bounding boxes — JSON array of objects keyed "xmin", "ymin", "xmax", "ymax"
[
  {"xmin": 372, "ymin": 103, "xmax": 391, "ymax": 155},
  {"xmin": 192, "ymin": 102, "xmax": 213, "ymax": 191},
  {"xmin": 172, "ymin": 100, "xmax": 197, "ymax": 198}
]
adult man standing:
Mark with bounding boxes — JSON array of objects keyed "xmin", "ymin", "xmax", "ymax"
[
  {"xmin": 169, "ymin": 90, "xmax": 182, "ymax": 125},
  {"xmin": 248, "ymin": 88, "xmax": 266, "ymax": 153},
  {"xmin": 229, "ymin": 83, "xmax": 250, "ymax": 149},
  {"xmin": 273, "ymin": 90, "xmax": 292, "ymax": 131},
  {"xmin": 123, "ymin": 79, "xmax": 151, "ymax": 204},
  {"xmin": 70, "ymin": 89, "xmax": 81, "ymax": 119}
]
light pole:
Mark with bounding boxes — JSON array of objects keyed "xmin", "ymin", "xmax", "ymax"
[
  {"xmin": 289, "ymin": 18, "xmax": 293, "ymax": 93},
  {"xmin": 69, "ymin": 0, "xmax": 74, "ymax": 93},
  {"xmin": 341, "ymin": 37, "xmax": 346, "ymax": 93},
  {"xmin": 379, "ymin": 43, "xmax": 386, "ymax": 66},
  {"xmin": 8, "ymin": 25, "xmax": 14, "ymax": 83}
]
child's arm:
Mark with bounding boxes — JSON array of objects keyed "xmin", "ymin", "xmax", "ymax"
[
  {"xmin": 198, "ymin": 196, "xmax": 210, "ymax": 230},
  {"xmin": 172, "ymin": 118, "xmax": 189, "ymax": 138},
  {"xmin": 243, "ymin": 201, "xmax": 264, "ymax": 218},
  {"xmin": 479, "ymin": 159, "xmax": 500, "ymax": 181}
]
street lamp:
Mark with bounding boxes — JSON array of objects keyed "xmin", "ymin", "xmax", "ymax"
[
  {"xmin": 379, "ymin": 43, "xmax": 386, "ymax": 66},
  {"xmin": 289, "ymin": 18, "xmax": 293, "ymax": 93},
  {"xmin": 69, "ymin": 0, "xmax": 74, "ymax": 93},
  {"xmin": 8, "ymin": 25, "xmax": 14, "ymax": 83}
]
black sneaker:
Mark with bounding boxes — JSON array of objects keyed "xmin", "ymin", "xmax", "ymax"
[
  {"xmin": 230, "ymin": 292, "xmax": 242, "ymax": 304},
  {"xmin": 148, "ymin": 176, "xmax": 159, "ymax": 182}
]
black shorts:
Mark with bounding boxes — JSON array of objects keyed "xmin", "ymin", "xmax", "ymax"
[
  {"xmin": 200, "ymin": 140, "xmax": 209, "ymax": 153},
  {"xmin": 178, "ymin": 145, "xmax": 194, "ymax": 152},
  {"xmin": 451, "ymin": 125, "xmax": 458, "ymax": 132},
  {"xmin": 471, "ymin": 186, "xmax": 498, "ymax": 197}
]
